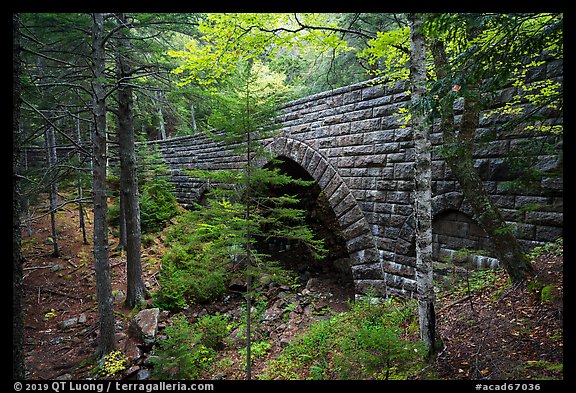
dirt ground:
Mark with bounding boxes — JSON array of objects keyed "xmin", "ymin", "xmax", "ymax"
[{"xmin": 432, "ymin": 247, "xmax": 563, "ymax": 380}]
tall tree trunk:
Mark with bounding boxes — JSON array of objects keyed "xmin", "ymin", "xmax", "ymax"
[
  {"xmin": 409, "ymin": 13, "xmax": 436, "ymax": 354},
  {"xmin": 76, "ymin": 118, "xmax": 87, "ymax": 244},
  {"xmin": 13, "ymin": 12, "xmax": 26, "ymax": 380},
  {"xmin": 91, "ymin": 12, "xmax": 116, "ymax": 358},
  {"xmin": 23, "ymin": 146, "xmax": 33, "ymax": 236},
  {"xmin": 156, "ymin": 90, "xmax": 167, "ymax": 140},
  {"xmin": 118, "ymin": 192, "xmax": 127, "ymax": 250},
  {"xmin": 45, "ymin": 123, "xmax": 61, "ymax": 257},
  {"xmin": 116, "ymin": 12, "xmax": 147, "ymax": 308},
  {"xmin": 190, "ymin": 104, "xmax": 197, "ymax": 134},
  {"xmin": 431, "ymin": 40, "xmax": 534, "ymax": 283},
  {"xmin": 37, "ymin": 56, "xmax": 60, "ymax": 257}
]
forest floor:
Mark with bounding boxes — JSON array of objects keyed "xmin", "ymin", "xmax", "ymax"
[{"xmin": 20, "ymin": 204, "xmax": 563, "ymax": 381}]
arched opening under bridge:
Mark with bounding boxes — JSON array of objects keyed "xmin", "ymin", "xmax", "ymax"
[{"xmin": 257, "ymin": 156, "xmax": 355, "ymax": 308}]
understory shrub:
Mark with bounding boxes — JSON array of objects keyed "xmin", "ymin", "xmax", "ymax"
[
  {"xmin": 334, "ymin": 324, "xmax": 424, "ymax": 380},
  {"xmin": 107, "ymin": 177, "xmax": 179, "ymax": 234},
  {"xmin": 153, "ymin": 240, "xmax": 229, "ymax": 310},
  {"xmin": 139, "ymin": 178, "xmax": 179, "ymax": 233},
  {"xmin": 260, "ymin": 295, "xmax": 425, "ymax": 380},
  {"xmin": 97, "ymin": 350, "xmax": 129, "ymax": 378},
  {"xmin": 150, "ymin": 314, "xmax": 229, "ymax": 380},
  {"xmin": 153, "ymin": 206, "xmax": 298, "ymax": 311}
]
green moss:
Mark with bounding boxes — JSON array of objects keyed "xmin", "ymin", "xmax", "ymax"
[{"xmin": 540, "ymin": 285, "xmax": 557, "ymax": 303}]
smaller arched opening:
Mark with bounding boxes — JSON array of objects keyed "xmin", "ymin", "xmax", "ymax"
[
  {"xmin": 432, "ymin": 209, "xmax": 500, "ymax": 278},
  {"xmin": 257, "ymin": 156, "xmax": 355, "ymax": 306}
]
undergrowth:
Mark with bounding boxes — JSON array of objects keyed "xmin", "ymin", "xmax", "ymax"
[
  {"xmin": 260, "ymin": 295, "xmax": 425, "ymax": 380},
  {"xmin": 150, "ymin": 314, "xmax": 230, "ymax": 379},
  {"xmin": 152, "ymin": 207, "xmax": 298, "ymax": 311}
]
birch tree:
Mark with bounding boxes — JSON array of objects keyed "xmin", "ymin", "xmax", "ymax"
[{"xmin": 409, "ymin": 13, "xmax": 436, "ymax": 354}]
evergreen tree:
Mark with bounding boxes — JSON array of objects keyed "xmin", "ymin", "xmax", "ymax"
[
  {"xmin": 91, "ymin": 12, "xmax": 116, "ymax": 358},
  {"xmin": 179, "ymin": 60, "xmax": 326, "ymax": 379},
  {"xmin": 13, "ymin": 12, "xmax": 25, "ymax": 380},
  {"xmin": 115, "ymin": 12, "xmax": 147, "ymax": 308}
]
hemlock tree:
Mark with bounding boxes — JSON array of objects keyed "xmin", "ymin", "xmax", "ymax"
[
  {"xmin": 207, "ymin": 62, "xmax": 326, "ymax": 379},
  {"xmin": 13, "ymin": 12, "xmax": 25, "ymax": 380},
  {"xmin": 91, "ymin": 12, "xmax": 116, "ymax": 357},
  {"xmin": 114, "ymin": 12, "xmax": 147, "ymax": 308}
]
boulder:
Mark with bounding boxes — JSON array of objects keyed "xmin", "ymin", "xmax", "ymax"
[
  {"xmin": 123, "ymin": 336, "xmax": 143, "ymax": 361},
  {"xmin": 129, "ymin": 308, "xmax": 160, "ymax": 346}
]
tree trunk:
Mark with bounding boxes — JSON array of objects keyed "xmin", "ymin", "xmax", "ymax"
[
  {"xmin": 156, "ymin": 91, "xmax": 167, "ymax": 140},
  {"xmin": 190, "ymin": 104, "xmax": 197, "ymax": 134},
  {"xmin": 13, "ymin": 12, "xmax": 26, "ymax": 380},
  {"xmin": 76, "ymin": 118, "xmax": 87, "ymax": 244},
  {"xmin": 37, "ymin": 55, "xmax": 60, "ymax": 258},
  {"xmin": 431, "ymin": 40, "xmax": 534, "ymax": 284},
  {"xmin": 118, "ymin": 192, "xmax": 127, "ymax": 250},
  {"xmin": 45, "ymin": 123, "xmax": 61, "ymax": 257},
  {"xmin": 91, "ymin": 12, "xmax": 116, "ymax": 358},
  {"xmin": 409, "ymin": 13, "xmax": 436, "ymax": 354},
  {"xmin": 116, "ymin": 12, "xmax": 147, "ymax": 308}
]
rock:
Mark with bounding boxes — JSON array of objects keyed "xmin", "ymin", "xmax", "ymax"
[
  {"xmin": 49, "ymin": 336, "xmax": 67, "ymax": 345},
  {"xmin": 262, "ymin": 306, "xmax": 283, "ymax": 322},
  {"xmin": 125, "ymin": 365, "xmax": 140, "ymax": 378},
  {"xmin": 279, "ymin": 337, "xmax": 292, "ymax": 347},
  {"xmin": 228, "ymin": 277, "xmax": 247, "ymax": 292},
  {"xmin": 137, "ymin": 369, "xmax": 151, "ymax": 380},
  {"xmin": 124, "ymin": 336, "xmax": 142, "ymax": 361},
  {"xmin": 258, "ymin": 274, "xmax": 272, "ymax": 286},
  {"xmin": 305, "ymin": 278, "xmax": 320, "ymax": 291},
  {"xmin": 228, "ymin": 327, "xmax": 245, "ymax": 344},
  {"xmin": 78, "ymin": 314, "xmax": 87, "ymax": 324},
  {"xmin": 113, "ymin": 290, "xmax": 125, "ymax": 303},
  {"xmin": 143, "ymin": 355, "xmax": 159, "ymax": 368},
  {"xmin": 59, "ymin": 318, "xmax": 78, "ymax": 330},
  {"xmin": 130, "ymin": 308, "xmax": 160, "ymax": 346},
  {"xmin": 159, "ymin": 310, "xmax": 170, "ymax": 322}
]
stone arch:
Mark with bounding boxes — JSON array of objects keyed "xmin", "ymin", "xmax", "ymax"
[
  {"xmin": 263, "ymin": 137, "xmax": 382, "ymax": 288},
  {"xmin": 432, "ymin": 208, "xmax": 496, "ymax": 259}
]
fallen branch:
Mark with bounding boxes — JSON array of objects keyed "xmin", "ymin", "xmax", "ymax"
[
  {"xmin": 40, "ymin": 287, "xmax": 82, "ymax": 300},
  {"xmin": 24, "ymin": 265, "xmax": 57, "ymax": 271},
  {"xmin": 438, "ymin": 295, "xmax": 471, "ymax": 313}
]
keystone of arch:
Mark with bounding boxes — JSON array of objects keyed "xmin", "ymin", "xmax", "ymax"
[{"xmin": 263, "ymin": 137, "xmax": 381, "ymax": 270}]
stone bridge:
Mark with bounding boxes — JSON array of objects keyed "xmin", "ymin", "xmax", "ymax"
[{"xmin": 147, "ymin": 67, "xmax": 563, "ymax": 298}]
